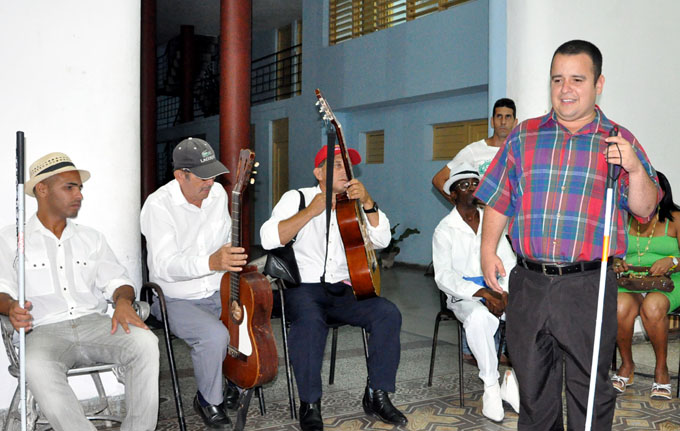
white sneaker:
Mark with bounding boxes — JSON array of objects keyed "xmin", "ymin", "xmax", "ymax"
[
  {"xmin": 482, "ymin": 382, "xmax": 504, "ymax": 422},
  {"xmin": 500, "ymin": 369, "xmax": 520, "ymax": 414}
]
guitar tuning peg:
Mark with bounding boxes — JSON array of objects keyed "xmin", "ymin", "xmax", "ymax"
[
  {"xmin": 315, "ymin": 101, "xmax": 320, "ymax": 106},
  {"xmin": 254, "ymin": 161, "xmax": 260, "ymax": 167},
  {"xmin": 252, "ymin": 170, "xmax": 257, "ymax": 175},
  {"xmin": 250, "ymin": 178, "xmax": 255, "ymax": 184}
]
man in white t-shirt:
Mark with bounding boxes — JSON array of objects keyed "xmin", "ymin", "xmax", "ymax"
[{"xmin": 432, "ymin": 98, "xmax": 517, "ymax": 202}]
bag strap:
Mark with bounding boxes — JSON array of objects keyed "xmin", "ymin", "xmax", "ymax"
[{"xmin": 290, "ymin": 190, "xmax": 306, "ymax": 244}]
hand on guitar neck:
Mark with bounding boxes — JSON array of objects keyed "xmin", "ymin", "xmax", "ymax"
[
  {"xmin": 209, "ymin": 243, "xmax": 247, "ymax": 272},
  {"xmin": 210, "ymin": 243, "xmax": 247, "ymax": 321},
  {"xmin": 344, "ymin": 179, "xmax": 379, "ymax": 226}
]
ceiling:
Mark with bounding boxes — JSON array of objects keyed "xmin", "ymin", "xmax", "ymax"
[{"xmin": 157, "ymin": 0, "xmax": 303, "ymax": 44}]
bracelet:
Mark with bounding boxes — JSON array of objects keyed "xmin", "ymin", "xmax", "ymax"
[{"xmin": 669, "ymin": 256, "xmax": 678, "ymax": 270}]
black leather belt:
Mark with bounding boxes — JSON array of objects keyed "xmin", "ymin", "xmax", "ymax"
[{"xmin": 517, "ymin": 256, "xmax": 611, "ymax": 276}]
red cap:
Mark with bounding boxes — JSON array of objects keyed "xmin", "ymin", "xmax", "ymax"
[{"xmin": 314, "ymin": 145, "xmax": 361, "ymax": 168}]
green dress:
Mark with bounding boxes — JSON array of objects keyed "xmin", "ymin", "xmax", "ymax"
[{"xmin": 618, "ymin": 219, "xmax": 680, "ymax": 312}]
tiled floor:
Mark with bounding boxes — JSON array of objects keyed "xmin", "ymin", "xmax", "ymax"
[
  {"xmin": 146, "ymin": 265, "xmax": 680, "ymax": 430},
  {"xmin": 18, "ymin": 265, "xmax": 680, "ymax": 430}
]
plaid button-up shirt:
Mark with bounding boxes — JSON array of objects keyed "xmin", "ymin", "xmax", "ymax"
[{"xmin": 474, "ymin": 106, "xmax": 661, "ymax": 263}]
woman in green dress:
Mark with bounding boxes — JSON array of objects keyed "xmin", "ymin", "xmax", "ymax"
[{"xmin": 612, "ymin": 171, "xmax": 680, "ymax": 399}]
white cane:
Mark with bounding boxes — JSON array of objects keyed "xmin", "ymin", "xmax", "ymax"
[
  {"xmin": 16, "ymin": 131, "xmax": 27, "ymax": 431},
  {"xmin": 585, "ymin": 126, "xmax": 619, "ymax": 431}
]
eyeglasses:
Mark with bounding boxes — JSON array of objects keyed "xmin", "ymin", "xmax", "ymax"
[{"xmin": 455, "ymin": 179, "xmax": 479, "ymax": 191}]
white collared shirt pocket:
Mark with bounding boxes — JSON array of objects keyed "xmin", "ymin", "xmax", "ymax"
[
  {"xmin": 72, "ymin": 255, "xmax": 96, "ymax": 292},
  {"xmin": 25, "ymin": 257, "xmax": 54, "ymax": 296}
]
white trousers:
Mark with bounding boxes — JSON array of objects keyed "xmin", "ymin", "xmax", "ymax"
[{"xmin": 450, "ymin": 299, "xmax": 500, "ymax": 387}]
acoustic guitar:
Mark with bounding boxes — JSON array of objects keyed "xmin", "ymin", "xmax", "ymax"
[
  {"xmin": 220, "ymin": 149, "xmax": 278, "ymax": 388},
  {"xmin": 315, "ymin": 88, "xmax": 381, "ymax": 299}
]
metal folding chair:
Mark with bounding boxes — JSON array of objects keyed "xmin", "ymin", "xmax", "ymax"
[{"xmin": 1, "ymin": 302, "xmax": 150, "ymax": 431}]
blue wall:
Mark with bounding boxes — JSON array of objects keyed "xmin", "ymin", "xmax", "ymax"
[
  {"xmin": 250, "ymin": 0, "xmax": 489, "ymax": 265},
  {"xmin": 160, "ymin": 0, "xmax": 491, "ymax": 265}
]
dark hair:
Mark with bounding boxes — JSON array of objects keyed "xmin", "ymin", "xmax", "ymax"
[
  {"xmin": 493, "ymin": 98, "xmax": 516, "ymax": 118},
  {"xmin": 552, "ymin": 39, "xmax": 602, "ymax": 83},
  {"xmin": 656, "ymin": 171, "xmax": 680, "ymax": 223}
]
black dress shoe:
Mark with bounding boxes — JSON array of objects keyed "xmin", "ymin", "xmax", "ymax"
[
  {"xmin": 193, "ymin": 394, "xmax": 232, "ymax": 430},
  {"xmin": 224, "ymin": 383, "xmax": 239, "ymax": 410},
  {"xmin": 362, "ymin": 386, "xmax": 408, "ymax": 425},
  {"xmin": 299, "ymin": 400, "xmax": 323, "ymax": 431}
]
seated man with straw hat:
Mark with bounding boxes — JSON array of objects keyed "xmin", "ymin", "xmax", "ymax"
[{"xmin": 0, "ymin": 152, "xmax": 159, "ymax": 431}]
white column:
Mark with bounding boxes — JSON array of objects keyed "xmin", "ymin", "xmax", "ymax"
[
  {"xmin": 0, "ymin": 1, "xmax": 141, "ymax": 408},
  {"xmin": 488, "ymin": 0, "xmax": 507, "ymax": 131},
  {"xmin": 506, "ymin": 0, "xmax": 680, "ymax": 188}
]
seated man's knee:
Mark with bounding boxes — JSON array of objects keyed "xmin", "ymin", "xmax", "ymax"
[
  {"xmin": 129, "ymin": 327, "xmax": 160, "ymax": 357},
  {"xmin": 370, "ymin": 298, "xmax": 401, "ymax": 324},
  {"xmin": 465, "ymin": 306, "xmax": 498, "ymax": 331}
]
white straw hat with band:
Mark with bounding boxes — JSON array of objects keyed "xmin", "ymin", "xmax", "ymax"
[{"xmin": 25, "ymin": 152, "xmax": 90, "ymax": 197}]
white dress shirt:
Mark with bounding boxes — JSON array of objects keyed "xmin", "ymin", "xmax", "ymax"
[
  {"xmin": 260, "ymin": 185, "xmax": 390, "ymax": 284},
  {"xmin": 432, "ymin": 207, "xmax": 516, "ymax": 309},
  {"xmin": 140, "ymin": 179, "xmax": 231, "ymax": 300},
  {"xmin": 0, "ymin": 215, "xmax": 134, "ymax": 328}
]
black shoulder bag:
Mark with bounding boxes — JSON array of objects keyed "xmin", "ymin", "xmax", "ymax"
[{"xmin": 263, "ymin": 190, "xmax": 306, "ymax": 286}]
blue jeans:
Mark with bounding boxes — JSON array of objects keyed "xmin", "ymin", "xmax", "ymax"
[{"xmin": 24, "ymin": 313, "xmax": 159, "ymax": 431}]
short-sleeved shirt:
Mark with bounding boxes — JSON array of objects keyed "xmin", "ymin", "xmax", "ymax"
[
  {"xmin": 474, "ymin": 106, "xmax": 661, "ymax": 263},
  {"xmin": 446, "ymin": 139, "xmax": 500, "ymax": 176}
]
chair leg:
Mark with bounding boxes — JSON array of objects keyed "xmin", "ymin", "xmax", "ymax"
[
  {"xmin": 497, "ymin": 321, "xmax": 506, "ymax": 362},
  {"xmin": 278, "ymin": 283, "xmax": 297, "ymax": 419},
  {"xmin": 361, "ymin": 328, "xmax": 369, "ymax": 360},
  {"xmin": 457, "ymin": 320, "xmax": 464, "ymax": 407},
  {"xmin": 329, "ymin": 327, "xmax": 339, "ymax": 385},
  {"xmin": 151, "ymin": 285, "xmax": 187, "ymax": 431},
  {"xmin": 428, "ymin": 313, "xmax": 443, "ymax": 387},
  {"xmin": 612, "ymin": 342, "xmax": 618, "ymax": 372},
  {"xmin": 256, "ymin": 386, "xmax": 266, "ymax": 416}
]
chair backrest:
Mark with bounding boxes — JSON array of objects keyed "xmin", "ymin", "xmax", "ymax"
[{"xmin": 1, "ymin": 314, "xmax": 19, "ymax": 375}]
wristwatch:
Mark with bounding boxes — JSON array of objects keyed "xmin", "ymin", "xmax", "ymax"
[
  {"xmin": 363, "ymin": 202, "xmax": 379, "ymax": 214},
  {"xmin": 670, "ymin": 256, "xmax": 679, "ymax": 269}
]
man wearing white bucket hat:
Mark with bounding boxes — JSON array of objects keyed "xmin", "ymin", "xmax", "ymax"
[
  {"xmin": 433, "ymin": 160, "xmax": 519, "ymax": 422},
  {"xmin": 0, "ymin": 152, "xmax": 159, "ymax": 431}
]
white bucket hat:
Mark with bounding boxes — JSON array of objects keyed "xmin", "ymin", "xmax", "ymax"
[
  {"xmin": 443, "ymin": 160, "xmax": 480, "ymax": 195},
  {"xmin": 25, "ymin": 152, "xmax": 90, "ymax": 197}
]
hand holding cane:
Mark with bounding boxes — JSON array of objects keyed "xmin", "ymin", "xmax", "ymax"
[{"xmin": 585, "ymin": 126, "xmax": 618, "ymax": 431}]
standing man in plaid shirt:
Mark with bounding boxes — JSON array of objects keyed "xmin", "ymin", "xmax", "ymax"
[{"xmin": 474, "ymin": 40, "xmax": 661, "ymax": 430}]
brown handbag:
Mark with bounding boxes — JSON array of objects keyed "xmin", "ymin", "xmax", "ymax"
[{"xmin": 616, "ymin": 265, "xmax": 675, "ymax": 293}]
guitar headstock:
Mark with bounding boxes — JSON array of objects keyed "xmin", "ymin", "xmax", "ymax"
[
  {"xmin": 234, "ymin": 149, "xmax": 258, "ymax": 195},
  {"xmin": 314, "ymin": 88, "xmax": 354, "ymax": 181},
  {"xmin": 315, "ymin": 88, "xmax": 336, "ymax": 126}
]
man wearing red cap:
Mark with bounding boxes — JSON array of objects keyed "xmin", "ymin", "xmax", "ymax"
[{"xmin": 261, "ymin": 145, "xmax": 407, "ymax": 431}]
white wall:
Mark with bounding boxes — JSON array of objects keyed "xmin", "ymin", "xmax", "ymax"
[
  {"xmin": 0, "ymin": 1, "xmax": 141, "ymax": 409},
  {"xmin": 506, "ymin": 0, "xmax": 680, "ymax": 191}
]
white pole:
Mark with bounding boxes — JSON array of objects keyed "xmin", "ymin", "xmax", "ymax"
[
  {"xmin": 16, "ymin": 131, "xmax": 27, "ymax": 431},
  {"xmin": 585, "ymin": 126, "xmax": 619, "ymax": 431}
]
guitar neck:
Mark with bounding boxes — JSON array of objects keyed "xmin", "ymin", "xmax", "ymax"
[
  {"xmin": 230, "ymin": 191, "xmax": 241, "ymax": 299},
  {"xmin": 331, "ymin": 121, "xmax": 354, "ymax": 182}
]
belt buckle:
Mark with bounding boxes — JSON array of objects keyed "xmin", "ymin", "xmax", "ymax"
[
  {"xmin": 557, "ymin": 265, "xmax": 563, "ymax": 276},
  {"xmin": 541, "ymin": 264, "xmax": 548, "ymax": 276}
]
